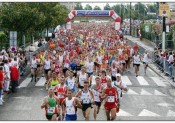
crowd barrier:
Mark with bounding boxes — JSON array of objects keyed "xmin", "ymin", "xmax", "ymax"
[{"xmin": 129, "ymin": 39, "xmax": 175, "ymax": 81}]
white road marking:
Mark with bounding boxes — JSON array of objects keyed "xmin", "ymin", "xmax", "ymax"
[
  {"xmin": 150, "ymin": 77, "xmax": 166, "ymax": 87},
  {"xmin": 117, "ymin": 109, "xmax": 133, "ymax": 116},
  {"xmin": 138, "ymin": 109, "xmax": 160, "ymax": 117},
  {"xmin": 157, "ymin": 103, "xmax": 175, "ymax": 107},
  {"xmin": 167, "ymin": 110, "xmax": 175, "ymax": 117},
  {"xmin": 121, "ymin": 76, "xmax": 132, "ymax": 85},
  {"xmin": 154, "ymin": 90, "xmax": 167, "ymax": 96},
  {"xmin": 140, "ymin": 89, "xmax": 152, "ymax": 95},
  {"xmin": 136, "ymin": 76, "xmax": 149, "ymax": 86},
  {"xmin": 35, "ymin": 77, "xmax": 46, "ymax": 86},
  {"xmin": 126, "ymin": 88, "xmax": 139, "ymax": 95},
  {"xmin": 18, "ymin": 78, "xmax": 32, "ymax": 88}
]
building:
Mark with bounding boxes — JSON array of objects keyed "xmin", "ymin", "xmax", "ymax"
[{"xmin": 60, "ymin": 2, "xmax": 77, "ymax": 11}]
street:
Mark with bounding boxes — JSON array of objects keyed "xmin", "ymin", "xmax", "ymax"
[{"xmin": 0, "ymin": 61, "xmax": 175, "ymax": 121}]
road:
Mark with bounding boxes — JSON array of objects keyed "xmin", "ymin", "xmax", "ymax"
[{"xmin": 0, "ymin": 61, "xmax": 175, "ymax": 121}]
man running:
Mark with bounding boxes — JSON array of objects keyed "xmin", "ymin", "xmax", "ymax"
[
  {"xmin": 62, "ymin": 89, "xmax": 82, "ymax": 121},
  {"xmin": 41, "ymin": 88, "xmax": 59, "ymax": 121},
  {"xmin": 101, "ymin": 77, "xmax": 119, "ymax": 121},
  {"xmin": 76, "ymin": 81, "xmax": 94, "ymax": 121},
  {"xmin": 91, "ymin": 76, "xmax": 103, "ymax": 120}
]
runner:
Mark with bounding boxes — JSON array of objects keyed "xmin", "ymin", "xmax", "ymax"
[
  {"xmin": 142, "ymin": 50, "xmax": 150, "ymax": 75},
  {"xmin": 76, "ymin": 81, "xmax": 94, "ymax": 121},
  {"xmin": 62, "ymin": 89, "xmax": 82, "ymax": 121},
  {"xmin": 133, "ymin": 51, "xmax": 141, "ymax": 77},
  {"xmin": 41, "ymin": 88, "xmax": 59, "ymax": 121},
  {"xmin": 100, "ymin": 70, "xmax": 107, "ymax": 88},
  {"xmin": 85, "ymin": 57, "xmax": 94, "ymax": 78},
  {"xmin": 91, "ymin": 76, "xmax": 103, "ymax": 120},
  {"xmin": 30, "ymin": 55, "xmax": 37, "ymax": 82},
  {"xmin": 44, "ymin": 55, "xmax": 52, "ymax": 84},
  {"xmin": 77, "ymin": 66, "xmax": 89, "ymax": 89},
  {"xmin": 47, "ymin": 72, "xmax": 59, "ymax": 91},
  {"xmin": 101, "ymin": 77, "xmax": 119, "ymax": 121},
  {"xmin": 112, "ymin": 73, "xmax": 128, "ymax": 113},
  {"xmin": 66, "ymin": 70, "xmax": 77, "ymax": 96}
]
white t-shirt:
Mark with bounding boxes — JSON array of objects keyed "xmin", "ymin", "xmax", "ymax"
[{"xmin": 85, "ymin": 61, "xmax": 94, "ymax": 73}]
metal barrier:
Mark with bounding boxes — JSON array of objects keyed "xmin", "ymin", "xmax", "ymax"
[{"xmin": 129, "ymin": 39, "xmax": 175, "ymax": 81}]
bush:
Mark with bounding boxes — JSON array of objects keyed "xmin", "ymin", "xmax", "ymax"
[{"xmin": 0, "ymin": 32, "xmax": 8, "ymax": 49}]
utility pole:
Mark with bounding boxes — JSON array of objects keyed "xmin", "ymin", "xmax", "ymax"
[
  {"xmin": 162, "ymin": 10, "xmax": 166, "ymax": 70},
  {"xmin": 130, "ymin": 2, "xmax": 132, "ymax": 35}
]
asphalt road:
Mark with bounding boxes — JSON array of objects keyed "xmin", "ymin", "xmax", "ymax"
[{"xmin": 0, "ymin": 62, "xmax": 175, "ymax": 121}]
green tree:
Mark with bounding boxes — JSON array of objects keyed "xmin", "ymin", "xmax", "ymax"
[
  {"xmin": 104, "ymin": 3, "xmax": 111, "ymax": 10},
  {"xmin": 112, "ymin": 4, "xmax": 121, "ymax": 15},
  {"xmin": 94, "ymin": 5, "xmax": 101, "ymax": 10},
  {"xmin": 84, "ymin": 4, "xmax": 92, "ymax": 10},
  {"xmin": 74, "ymin": 3, "xmax": 83, "ymax": 10}
]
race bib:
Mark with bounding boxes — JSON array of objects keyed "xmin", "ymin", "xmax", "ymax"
[
  {"xmin": 83, "ymin": 98, "xmax": 90, "ymax": 104},
  {"xmin": 101, "ymin": 83, "xmax": 107, "ymax": 88},
  {"xmin": 47, "ymin": 107, "xmax": 55, "ymax": 114},
  {"xmin": 68, "ymin": 82, "xmax": 74, "ymax": 89},
  {"xmin": 66, "ymin": 106, "xmax": 75, "ymax": 114},
  {"xmin": 58, "ymin": 93, "xmax": 64, "ymax": 98},
  {"xmin": 107, "ymin": 96, "xmax": 115, "ymax": 102}
]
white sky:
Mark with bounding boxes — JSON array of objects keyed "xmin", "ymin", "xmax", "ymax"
[{"xmin": 82, "ymin": 3, "xmax": 142, "ymax": 9}]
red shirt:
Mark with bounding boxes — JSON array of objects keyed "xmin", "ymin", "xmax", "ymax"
[
  {"xmin": 133, "ymin": 45, "xmax": 139, "ymax": 51},
  {"xmin": 10, "ymin": 66, "xmax": 19, "ymax": 81},
  {"xmin": 104, "ymin": 87, "xmax": 117, "ymax": 109},
  {"xmin": 0, "ymin": 71, "xmax": 4, "ymax": 89}
]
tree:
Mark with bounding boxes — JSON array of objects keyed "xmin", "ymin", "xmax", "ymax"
[
  {"xmin": 74, "ymin": 3, "xmax": 83, "ymax": 10},
  {"xmin": 104, "ymin": 3, "xmax": 111, "ymax": 10},
  {"xmin": 112, "ymin": 4, "xmax": 121, "ymax": 14},
  {"xmin": 94, "ymin": 5, "xmax": 101, "ymax": 10},
  {"xmin": 84, "ymin": 4, "xmax": 92, "ymax": 10},
  {"xmin": 0, "ymin": 3, "xmax": 69, "ymax": 44}
]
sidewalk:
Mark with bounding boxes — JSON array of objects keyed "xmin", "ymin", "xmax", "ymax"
[{"xmin": 125, "ymin": 35, "xmax": 175, "ymax": 88}]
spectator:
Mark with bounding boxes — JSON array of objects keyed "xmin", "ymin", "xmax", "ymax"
[
  {"xmin": 4, "ymin": 60, "xmax": 10, "ymax": 94},
  {"xmin": 10, "ymin": 63, "xmax": 19, "ymax": 93},
  {"xmin": 0, "ymin": 66, "xmax": 4, "ymax": 105}
]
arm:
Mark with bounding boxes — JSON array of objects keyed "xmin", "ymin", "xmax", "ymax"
[
  {"xmin": 75, "ymin": 98, "xmax": 82, "ymax": 109},
  {"xmin": 101, "ymin": 88, "xmax": 107, "ymax": 99},
  {"xmin": 61, "ymin": 99, "xmax": 66, "ymax": 115}
]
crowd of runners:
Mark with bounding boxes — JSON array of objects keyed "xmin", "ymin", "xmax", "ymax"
[{"xmin": 35, "ymin": 22, "xmax": 150, "ymax": 121}]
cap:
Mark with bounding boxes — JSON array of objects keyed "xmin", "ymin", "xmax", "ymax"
[{"xmin": 116, "ymin": 73, "xmax": 121, "ymax": 77}]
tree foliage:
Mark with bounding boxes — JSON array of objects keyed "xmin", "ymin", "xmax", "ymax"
[
  {"xmin": 0, "ymin": 3, "xmax": 69, "ymax": 45},
  {"xmin": 74, "ymin": 3, "xmax": 83, "ymax": 10},
  {"xmin": 84, "ymin": 4, "xmax": 92, "ymax": 10},
  {"xmin": 94, "ymin": 5, "xmax": 101, "ymax": 10},
  {"xmin": 104, "ymin": 3, "xmax": 111, "ymax": 10}
]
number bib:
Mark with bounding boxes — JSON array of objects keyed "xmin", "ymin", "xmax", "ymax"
[
  {"xmin": 66, "ymin": 106, "xmax": 75, "ymax": 115},
  {"xmin": 68, "ymin": 82, "xmax": 74, "ymax": 89},
  {"xmin": 58, "ymin": 93, "xmax": 64, "ymax": 98},
  {"xmin": 47, "ymin": 107, "xmax": 55, "ymax": 114},
  {"xmin": 107, "ymin": 96, "xmax": 115, "ymax": 103},
  {"xmin": 83, "ymin": 98, "xmax": 90, "ymax": 104}
]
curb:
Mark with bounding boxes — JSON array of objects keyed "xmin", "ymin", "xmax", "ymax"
[{"xmin": 148, "ymin": 64, "xmax": 175, "ymax": 88}]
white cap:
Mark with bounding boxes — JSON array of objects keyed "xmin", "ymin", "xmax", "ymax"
[{"xmin": 116, "ymin": 73, "xmax": 121, "ymax": 77}]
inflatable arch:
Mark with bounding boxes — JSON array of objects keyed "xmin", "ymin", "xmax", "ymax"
[{"xmin": 66, "ymin": 10, "xmax": 121, "ymax": 30}]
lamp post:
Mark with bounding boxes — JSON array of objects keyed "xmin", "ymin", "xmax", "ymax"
[
  {"xmin": 130, "ymin": 2, "xmax": 131, "ymax": 35},
  {"xmin": 162, "ymin": 10, "xmax": 166, "ymax": 70}
]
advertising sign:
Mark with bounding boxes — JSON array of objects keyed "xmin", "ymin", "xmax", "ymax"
[
  {"xmin": 159, "ymin": 3, "xmax": 170, "ymax": 18},
  {"xmin": 76, "ymin": 10, "xmax": 109, "ymax": 16},
  {"xmin": 9, "ymin": 31, "xmax": 17, "ymax": 51}
]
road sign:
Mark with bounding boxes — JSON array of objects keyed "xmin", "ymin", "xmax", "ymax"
[
  {"xmin": 159, "ymin": 3, "xmax": 170, "ymax": 18},
  {"xmin": 9, "ymin": 31, "xmax": 17, "ymax": 51},
  {"xmin": 145, "ymin": 26, "xmax": 149, "ymax": 32}
]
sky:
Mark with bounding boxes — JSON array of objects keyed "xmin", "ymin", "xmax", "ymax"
[{"xmin": 81, "ymin": 2, "xmax": 154, "ymax": 10}]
